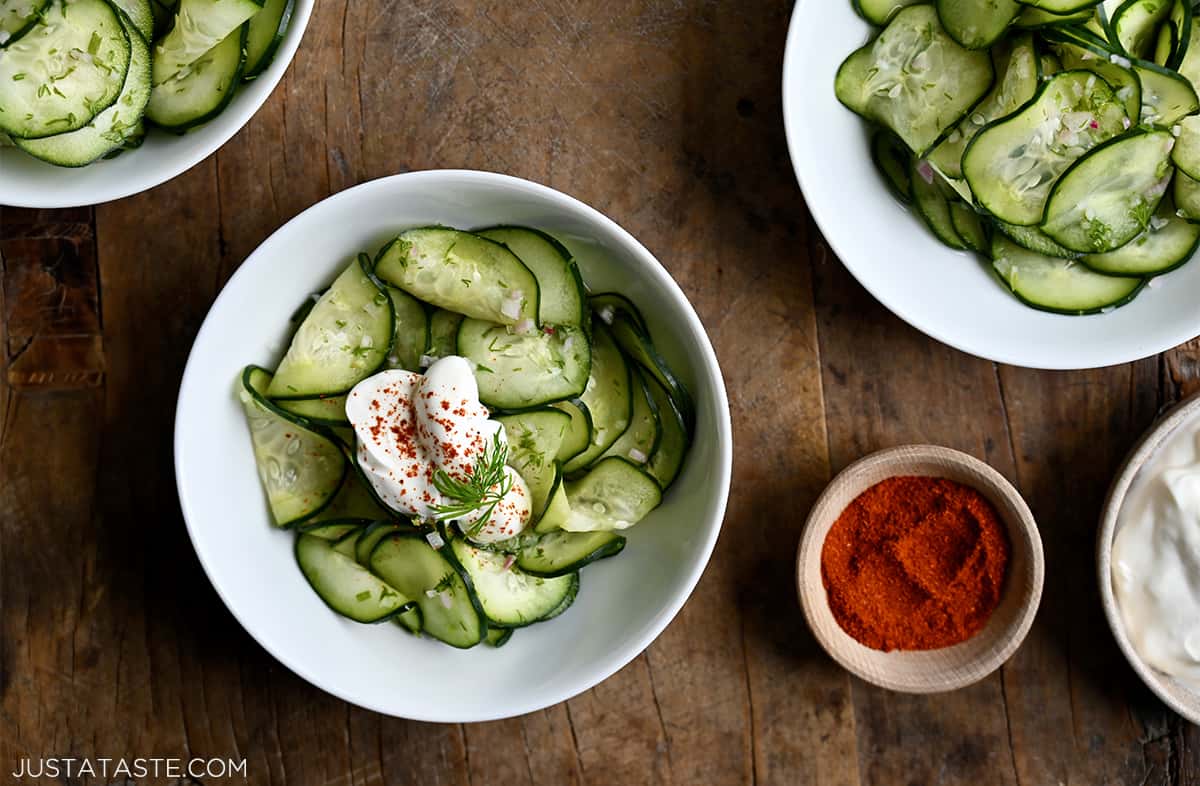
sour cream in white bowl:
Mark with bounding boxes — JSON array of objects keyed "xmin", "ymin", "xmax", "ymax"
[{"xmin": 174, "ymin": 170, "xmax": 732, "ymax": 721}]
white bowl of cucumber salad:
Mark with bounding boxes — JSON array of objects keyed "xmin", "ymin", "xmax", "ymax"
[
  {"xmin": 785, "ymin": 0, "xmax": 1200, "ymax": 369},
  {"xmin": 174, "ymin": 170, "xmax": 732, "ymax": 721},
  {"xmin": 0, "ymin": 0, "xmax": 312, "ymax": 208}
]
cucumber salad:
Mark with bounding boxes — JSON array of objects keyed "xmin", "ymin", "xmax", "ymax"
[
  {"xmin": 0, "ymin": 0, "xmax": 294, "ymax": 167},
  {"xmin": 238, "ymin": 226, "xmax": 694, "ymax": 649},
  {"xmin": 837, "ymin": 0, "xmax": 1200, "ymax": 315}
]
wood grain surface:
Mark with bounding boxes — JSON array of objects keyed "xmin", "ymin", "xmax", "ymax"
[{"xmin": 2, "ymin": 1, "xmax": 1199, "ymax": 784}]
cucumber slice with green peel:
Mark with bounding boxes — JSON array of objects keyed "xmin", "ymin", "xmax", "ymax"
[
  {"xmin": 368, "ymin": 533, "xmax": 486, "ymax": 648},
  {"xmin": 927, "ymin": 33, "xmax": 1040, "ymax": 179},
  {"xmin": 14, "ymin": 10, "xmax": 151, "ymax": 167},
  {"xmin": 0, "ymin": 0, "xmax": 47, "ymax": 45},
  {"xmin": 992, "ymin": 218, "xmax": 1081, "ymax": 258},
  {"xmin": 498, "ymin": 408, "xmax": 571, "ymax": 523},
  {"xmin": 295, "ymin": 533, "xmax": 413, "ymax": 624},
  {"xmin": 871, "ymin": 128, "xmax": 913, "ymax": 202},
  {"xmin": 600, "ymin": 369, "xmax": 660, "ymax": 466},
  {"xmin": 562, "ymin": 457, "xmax": 662, "ymax": 532},
  {"xmin": 267, "ymin": 255, "xmax": 394, "ymax": 399},
  {"xmin": 485, "ymin": 627, "xmax": 514, "ymax": 647},
  {"xmin": 517, "ymin": 531, "xmax": 625, "ymax": 578},
  {"xmin": 150, "ymin": 0, "xmax": 262, "ymax": 85},
  {"xmin": 991, "ymin": 235, "xmax": 1146, "ymax": 313},
  {"xmin": 962, "ymin": 70, "xmax": 1129, "ymax": 226},
  {"xmin": 935, "ymin": 0, "xmax": 1021, "ymax": 50},
  {"xmin": 540, "ymin": 572, "xmax": 580, "ymax": 621},
  {"xmin": 562, "ymin": 323, "xmax": 632, "ymax": 474},
  {"xmin": 243, "ymin": 0, "xmax": 294, "ymax": 78},
  {"xmin": 853, "ymin": 0, "xmax": 921, "ymax": 26},
  {"xmin": 456, "ymin": 319, "xmax": 591, "ymax": 410},
  {"xmin": 950, "ymin": 201, "xmax": 988, "ymax": 252},
  {"xmin": 449, "ymin": 539, "xmax": 575, "ymax": 628},
  {"xmin": 1081, "ymin": 199, "xmax": 1200, "ymax": 274},
  {"xmin": 1157, "ymin": 19, "xmax": 1177, "ymax": 68},
  {"xmin": 588, "ymin": 293, "xmax": 649, "ymax": 335},
  {"xmin": 1014, "ymin": 6, "xmax": 1094, "ymax": 28},
  {"xmin": 276, "ymin": 394, "xmax": 348, "ymax": 426},
  {"xmin": 1177, "ymin": 16, "xmax": 1200, "ymax": 88},
  {"xmin": 550, "ymin": 399, "xmax": 593, "ymax": 463},
  {"xmin": 111, "ymin": 0, "xmax": 153, "ymax": 41},
  {"xmin": 298, "ymin": 521, "xmax": 364, "ymax": 541},
  {"xmin": 1111, "ymin": 0, "xmax": 1173, "ymax": 60},
  {"xmin": 305, "ymin": 471, "xmax": 391, "ymax": 524},
  {"xmin": 427, "ymin": 309, "xmax": 464, "ymax": 358},
  {"xmin": 0, "ymin": 0, "xmax": 131, "ymax": 139},
  {"xmin": 1158, "ymin": 0, "xmax": 1190, "ymax": 69},
  {"xmin": 477, "ymin": 226, "xmax": 587, "ymax": 327},
  {"xmin": 1175, "ymin": 168, "xmax": 1200, "ymax": 218},
  {"xmin": 384, "ymin": 286, "xmax": 429, "ymax": 372},
  {"xmin": 1041, "ymin": 128, "xmax": 1175, "ymax": 253},
  {"xmin": 145, "ymin": 23, "xmax": 246, "ymax": 132},
  {"xmin": 356, "ymin": 521, "xmax": 415, "ymax": 565},
  {"xmin": 1023, "ymin": 0, "xmax": 1108, "ymax": 12},
  {"xmin": 912, "ymin": 161, "xmax": 971, "ymax": 250},
  {"xmin": 1133, "ymin": 59, "xmax": 1199, "ymax": 125},
  {"xmin": 1173, "ymin": 115, "xmax": 1200, "ymax": 179},
  {"xmin": 606, "ymin": 311, "xmax": 695, "ymax": 434},
  {"xmin": 533, "ymin": 467, "xmax": 570, "ymax": 533},
  {"xmin": 835, "ymin": 5, "xmax": 995, "ymax": 156},
  {"xmin": 645, "ymin": 374, "xmax": 688, "ymax": 489},
  {"xmin": 1040, "ymin": 53, "xmax": 1064, "ymax": 76},
  {"xmin": 239, "ymin": 366, "xmax": 346, "ymax": 527},
  {"xmin": 375, "ymin": 228, "xmax": 540, "ymax": 327},
  {"xmin": 331, "ymin": 529, "xmax": 360, "ymax": 558},
  {"xmin": 395, "ymin": 604, "xmax": 422, "ymax": 634},
  {"xmin": 1046, "ymin": 29, "xmax": 1144, "ymax": 117},
  {"xmin": 1086, "ymin": 0, "xmax": 1125, "ymax": 40}
]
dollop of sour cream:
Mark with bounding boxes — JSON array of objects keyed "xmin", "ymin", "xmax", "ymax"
[
  {"xmin": 1113, "ymin": 428, "xmax": 1200, "ymax": 688},
  {"xmin": 346, "ymin": 356, "xmax": 531, "ymax": 543}
]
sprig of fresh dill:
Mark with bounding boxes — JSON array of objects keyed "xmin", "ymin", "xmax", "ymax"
[{"xmin": 429, "ymin": 431, "xmax": 511, "ymax": 534}]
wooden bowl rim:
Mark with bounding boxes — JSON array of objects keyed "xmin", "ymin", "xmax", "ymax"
[
  {"xmin": 1097, "ymin": 391, "xmax": 1200, "ymax": 724},
  {"xmin": 796, "ymin": 444, "xmax": 1045, "ymax": 693}
]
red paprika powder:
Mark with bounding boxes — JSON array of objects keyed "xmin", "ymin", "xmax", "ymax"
[{"xmin": 820, "ymin": 476, "xmax": 1010, "ymax": 652}]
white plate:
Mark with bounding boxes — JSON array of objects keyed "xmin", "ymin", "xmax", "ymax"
[
  {"xmin": 782, "ymin": 1, "xmax": 1200, "ymax": 370},
  {"xmin": 174, "ymin": 170, "xmax": 732, "ymax": 722},
  {"xmin": 0, "ymin": 1, "xmax": 313, "ymax": 209}
]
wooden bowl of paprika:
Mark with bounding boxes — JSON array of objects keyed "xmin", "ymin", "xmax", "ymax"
[{"xmin": 796, "ymin": 445, "xmax": 1044, "ymax": 693}]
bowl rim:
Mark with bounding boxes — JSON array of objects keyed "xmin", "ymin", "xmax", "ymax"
[
  {"xmin": 796, "ymin": 444, "xmax": 1044, "ymax": 693},
  {"xmin": 172, "ymin": 169, "xmax": 734, "ymax": 721},
  {"xmin": 0, "ymin": 0, "xmax": 315, "ymax": 209},
  {"xmin": 1097, "ymin": 390, "xmax": 1200, "ymax": 725}
]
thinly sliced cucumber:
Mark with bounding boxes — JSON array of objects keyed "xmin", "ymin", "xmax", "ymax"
[
  {"xmin": 950, "ymin": 201, "xmax": 988, "ymax": 252},
  {"xmin": 0, "ymin": 0, "xmax": 47, "ymax": 45},
  {"xmin": 935, "ymin": 0, "xmax": 1021, "ymax": 50},
  {"xmin": 243, "ymin": 0, "xmax": 293, "ymax": 79},
  {"xmin": 450, "ymin": 540, "xmax": 575, "ymax": 628},
  {"xmin": 298, "ymin": 521, "xmax": 363, "ymax": 541},
  {"xmin": 534, "ymin": 470, "xmax": 570, "ymax": 533},
  {"xmin": 1173, "ymin": 115, "xmax": 1200, "ymax": 179},
  {"xmin": 1159, "ymin": 0, "xmax": 1191, "ymax": 69},
  {"xmin": 1014, "ymin": 6, "xmax": 1094, "ymax": 28},
  {"xmin": 150, "ymin": 0, "xmax": 177, "ymax": 38},
  {"xmin": 606, "ymin": 311, "xmax": 695, "ymax": 433},
  {"xmin": 1041, "ymin": 128, "xmax": 1175, "ymax": 253},
  {"xmin": 1134, "ymin": 59, "xmax": 1199, "ymax": 125},
  {"xmin": 550, "ymin": 399, "xmax": 593, "ymax": 463},
  {"xmin": 912, "ymin": 161, "xmax": 970, "ymax": 249},
  {"xmin": 112, "ymin": 0, "xmax": 154, "ymax": 41},
  {"xmin": 295, "ymin": 533, "xmax": 411, "ymax": 623},
  {"xmin": 835, "ymin": 5, "xmax": 994, "ymax": 156},
  {"xmin": 356, "ymin": 521, "xmax": 413, "ymax": 565},
  {"xmin": 853, "ymin": 0, "xmax": 921, "ymax": 26},
  {"xmin": 927, "ymin": 34, "xmax": 1040, "ymax": 179},
  {"xmin": 145, "ymin": 23, "xmax": 245, "ymax": 132},
  {"xmin": 14, "ymin": 11, "xmax": 151, "ymax": 167},
  {"xmin": 588, "ymin": 292, "xmax": 648, "ymax": 334},
  {"xmin": 498, "ymin": 409, "xmax": 571, "ymax": 522},
  {"xmin": 644, "ymin": 374, "xmax": 688, "ymax": 488},
  {"xmin": 477, "ymin": 227, "xmax": 586, "ymax": 327},
  {"xmin": 991, "ymin": 234, "xmax": 1146, "ymax": 313},
  {"xmin": 1087, "ymin": 0, "xmax": 1126, "ymax": 40},
  {"xmin": 457, "ymin": 319, "xmax": 590, "ymax": 409},
  {"xmin": 368, "ymin": 533, "xmax": 486, "ymax": 648},
  {"xmin": 1049, "ymin": 38, "xmax": 1142, "ymax": 120},
  {"xmin": 562, "ymin": 323, "xmax": 632, "ymax": 474},
  {"xmin": 600, "ymin": 369, "xmax": 660, "ymax": 466},
  {"xmin": 517, "ymin": 530, "xmax": 625, "ymax": 578},
  {"xmin": 562, "ymin": 457, "xmax": 662, "ymax": 532},
  {"xmin": 1178, "ymin": 14, "xmax": 1200, "ymax": 89},
  {"xmin": 485, "ymin": 627, "xmax": 513, "ymax": 647},
  {"xmin": 395, "ymin": 604, "xmax": 422, "ymax": 635},
  {"xmin": 871, "ymin": 128, "xmax": 913, "ymax": 202},
  {"xmin": 385, "ymin": 286, "xmax": 429, "ymax": 372},
  {"xmin": 276, "ymin": 394, "xmax": 348, "ymax": 426},
  {"xmin": 993, "ymin": 219, "xmax": 1081, "ymax": 258},
  {"xmin": 540, "ymin": 572, "xmax": 579, "ymax": 621},
  {"xmin": 1176, "ymin": 168, "xmax": 1200, "ymax": 218},
  {"xmin": 1040, "ymin": 52, "xmax": 1064, "ymax": 77},
  {"xmin": 151, "ymin": 0, "xmax": 262, "ymax": 85},
  {"xmin": 0, "ymin": 0, "xmax": 131, "ymax": 139},
  {"xmin": 267, "ymin": 255, "xmax": 394, "ymax": 399},
  {"xmin": 375, "ymin": 228, "xmax": 540, "ymax": 327},
  {"xmin": 1081, "ymin": 199, "xmax": 1200, "ymax": 275},
  {"xmin": 331, "ymin": 528, "xmax": 359, "ymax": 558},
  {"xmin": 1023, "ymin": 0, "xmax": 1106, "ymax": 11},
  {"xmin": 427, "ymin": 309, "xmax": 464, "ymax": 358},
  {"xmin": 962, "ymin": 70, "xmax": 1129, "ymax": 226},
  {"xmin": 305, "ymin": 472, "xmax": 391, "ymax": 524},
  {"xmin": 1111, "ymin": 0, "xmax": 1172, "ymax": 59},
  {"xmin": 239, "ymin": 366, "xmax": 346, "ymax": 526}
]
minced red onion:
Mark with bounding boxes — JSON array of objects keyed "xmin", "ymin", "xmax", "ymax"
[
  {"xmin": 628, "ymin": 448, "xmax": 648, "ymax": 463},
  {"xmin": 515, "ymin": 318, "xmax": 536, "ymax": 335},
  {"xmin": 502, "ymin": 554, "xmax": 516, "ymax": 571},
  {"xmin": 916, "ymin": 160, "xmax": 935, "ymax": 185}
]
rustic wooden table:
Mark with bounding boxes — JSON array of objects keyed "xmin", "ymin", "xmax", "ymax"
[{"xmin": 3, "ymin": 1, "xmax": 1200, "ymax": 784}]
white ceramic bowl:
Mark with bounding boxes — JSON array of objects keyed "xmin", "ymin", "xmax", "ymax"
[
  {"xmin": 174, "ymin": 170, "xmax": 732, "ymax": 722},
  {"xmin": 0, "ymin": 2, "xmax": 313, "ymax": 209},
  {"xmin": 782, "ymin": 1, "xmax": 1200, "ymax": 370}
]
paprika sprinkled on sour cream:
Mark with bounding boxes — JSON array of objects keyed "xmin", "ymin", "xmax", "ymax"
[{"xmin": 345, "ymin": 356, "xmax": 531, "ymax": 543}]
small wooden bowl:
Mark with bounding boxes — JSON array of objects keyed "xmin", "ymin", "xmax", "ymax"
[
  {"xmin": 797, "ymin": 445, "xmax": 1044, "ymax": 693},
  {"xmin": 1098, "ymin": 392, "xmax": 1200, "ymax": 724}
]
